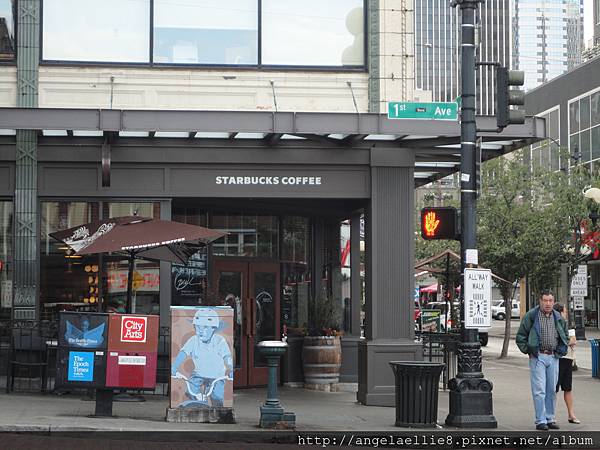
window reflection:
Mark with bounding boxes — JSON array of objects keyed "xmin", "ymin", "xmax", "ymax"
[
  {"xmin": 102, "ymin": 202, "xmax": 160, "ymax": 315},
  {"xmin": 0, "ymin": 0, "xmax": 15, "ymax": 60},
  {"xmin": 153, "ymin": 0, "xmax": 257, "ymax": 64},
  {"xmin": 171, "ymin": 206, "xmax": 209, "ymax": 307},
  {"xmin": 42, "ymin": 0, "xmax": 150, "ymax": 63},
  {"xmin": 261, "ymin": 0, "xmax": 364, "ymax": 66},
  {"xmin": 212, "ymin": 212, "xmax": 278, "ymax": 258},
  {"xmin": 40, "ymin": 202, "xmax": 100, "ymax": 321},
  {"xmin": 0, "ymin": 201, "xmax": 13, "ymax": 319},
  {"xmin": 41, "ymin": 0, "xmax": 365, "ymax": 67}
]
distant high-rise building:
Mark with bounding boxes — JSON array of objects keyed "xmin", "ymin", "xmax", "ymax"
[
  {"xmin": 595, "ymin": 0, "xmax": 600, "ymax": 46},
  {"xmin": 513, "ymin": 0, "xmax": 584, "ymax": 91},
  {"xmin": 414, "ymin": 0, "xmax": 511, "ymax": 115}
]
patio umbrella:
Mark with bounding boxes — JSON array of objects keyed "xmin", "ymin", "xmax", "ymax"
[
  {"xmin": 420, "ymin": 283, "xmax": 438, "ymax": 294},
  {"xmin": 50, "ymin": 216, "xmax": 226, "ymax": 313}
]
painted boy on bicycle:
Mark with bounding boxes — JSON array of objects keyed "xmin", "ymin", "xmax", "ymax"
[{"xmin": 172, "ymin": 308, "xmax": 233, "ymax": 407}]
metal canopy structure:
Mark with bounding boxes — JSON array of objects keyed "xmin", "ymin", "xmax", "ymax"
[{"xmin": 0, "ymin": 107, "xmax": 545, "ymax": 187}]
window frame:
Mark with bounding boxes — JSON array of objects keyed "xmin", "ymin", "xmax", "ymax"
[{"xmin": 39, "ymin": 0, "xmax": 368, "ymax": 71}]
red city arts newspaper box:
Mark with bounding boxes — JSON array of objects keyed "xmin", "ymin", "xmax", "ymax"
[{"xmin": 105, "ymin": 314, "xmax": 159, "ymax": 389}]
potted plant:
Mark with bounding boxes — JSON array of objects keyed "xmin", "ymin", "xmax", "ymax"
[{"xmin": 302, "ymin": 288, "xmax": 343, "ymax": 391}]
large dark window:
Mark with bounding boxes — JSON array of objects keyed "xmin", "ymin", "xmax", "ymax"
[
  {"xmin": 41, "ymin": 0, "xmax": 365, "ymax": 68},
  {"xmin": 0, "ymin": 0, "xmax": 15, "ymax": 61}
]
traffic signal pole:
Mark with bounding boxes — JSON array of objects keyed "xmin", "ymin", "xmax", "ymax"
[{"xmin": 445, "ymin": 0, "xmax": 497, "ymax": 428}]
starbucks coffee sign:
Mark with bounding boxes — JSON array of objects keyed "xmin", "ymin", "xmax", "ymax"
[{"xmin": 216, "ymin": 175, "xmax": 322, "ymax": 186}]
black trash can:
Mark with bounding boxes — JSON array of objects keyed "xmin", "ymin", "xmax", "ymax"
[{"xmin": 389, "ymin": 361, "xmax": 445, "ymax": 428}]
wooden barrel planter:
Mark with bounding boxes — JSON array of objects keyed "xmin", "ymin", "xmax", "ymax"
[{"xmin": 302, "ymin": 336, "xmax": 342, "ymax": 390}]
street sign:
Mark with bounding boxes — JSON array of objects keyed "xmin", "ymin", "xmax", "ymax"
[
  {"xmin": 464, "ymin": 268, "xmax": 492, "ymax": 329},
  {"xmin": 388, "ymin": 101, "xmax": 458, "ymax": 120},
  {"xmin": 573, "ymin": 296, "xmax": 584, "ymax": 311},
  {"xmin": 570, "ymin": 266, "xmax": 587, "ymax": 297}
]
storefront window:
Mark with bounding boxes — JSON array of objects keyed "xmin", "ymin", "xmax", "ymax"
[
  {"xmin": 280, "ymin": 217, "xmax": 311, "ymax": 330},
  {"xmin": 40, "ymin": 202, "xmax": 100, "ymax": 321},
  {"xmin": 0, "ymin": 0, "xmax": 15, "ymax": 61},
  {"xmin": 153, "ymin": 0, "xmax": 258, "ymax": 65},
  {"xmin": 102, "ymin": 202, "xmax": 161, "ymax": 315},
  {"xmin": 0, "ymin": 201, "xmax": 13, "ymax": 319},
  {"xmin": 171, "ymin": 206, "xmax": 209, "ymax": 306},
  {"xmin": 212, "ymin": 212, "xmax": 278, "ymax": 258}
]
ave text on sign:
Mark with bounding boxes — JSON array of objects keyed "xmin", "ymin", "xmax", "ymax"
[{"xmin": 388, "ymin": 102, "xmax": 458, "ymax": 120}]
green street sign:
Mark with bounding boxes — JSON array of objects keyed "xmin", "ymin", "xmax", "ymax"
[{"xmin": 387, "ymin": 101, "xmax": 458, "ymax": 120}]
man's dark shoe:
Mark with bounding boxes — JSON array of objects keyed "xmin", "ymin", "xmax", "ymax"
[
  {"xmin": 536, "ymin": 423, "xmax": 549, "ymax": 431},
  {"xmin": 547, "ymin": 422, "xmax": 560, "ymax": 430}
]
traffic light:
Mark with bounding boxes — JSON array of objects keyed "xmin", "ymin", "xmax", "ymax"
[
  {"xmin": 496, "ymin": 66, "xmax": 525, "ymax": 129},
  {"xmin": 420, "ymin": 207, "xmax": 458, "ymax": 240}
]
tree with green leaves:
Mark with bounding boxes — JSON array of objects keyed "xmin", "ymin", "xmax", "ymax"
[{"xmin": 478, "ymin": 149, "xmax": 599, "ymax": 357}]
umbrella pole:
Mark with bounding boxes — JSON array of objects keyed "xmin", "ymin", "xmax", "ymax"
[{"xmin": 126, "ymin": 253, "xmax": 134, "ymax": 314}]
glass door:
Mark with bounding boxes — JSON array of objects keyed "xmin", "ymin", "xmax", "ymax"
[{"xmin": 213, "ymin": 259, "xmax": 280, "ymax": 387}]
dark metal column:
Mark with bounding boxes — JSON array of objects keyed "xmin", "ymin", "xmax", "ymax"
[
  {"xmin": 13, "ymin": 0, "xmax": 40, "ymax": 320},
  {"xmin": 446, "ymin": 0, "xmax": 497, "ymax": 428},
  {"xmin": 357, "ymin": 148, "xmax": 422, "ymax": 406}
]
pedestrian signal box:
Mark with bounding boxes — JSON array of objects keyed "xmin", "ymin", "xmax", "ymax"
[{"xmin": 420, "ymin": 207, "xmax": 458, "ymax": 240}]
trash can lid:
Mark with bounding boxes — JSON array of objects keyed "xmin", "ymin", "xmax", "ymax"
[{"xmin": 389, "ymin": 361, "xmax": 445, "ymax": 367}]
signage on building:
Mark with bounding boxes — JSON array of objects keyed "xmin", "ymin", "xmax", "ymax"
[
  {"xmin": 388, "ymin": 101, "xmax": 458, "ymax": 120},
  {"xmin": 215, "ymin": 176, "xmax": 322, "ymax": 186},
  {"xmin": 464, "ymin": 268, "xmax": 492, "ymax": 329}
]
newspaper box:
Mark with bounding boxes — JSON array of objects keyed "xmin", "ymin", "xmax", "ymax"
[
  {"xmin": 56, "ymin": 312, "xmax": 109, "ymax": 389},
  {"xmin": 105, "ymin": 314, "xmax": 159, "ymax": 389}
]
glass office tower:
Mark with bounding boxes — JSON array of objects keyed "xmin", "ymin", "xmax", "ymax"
[{"xmin": 513, "ymin": 0, "xmax": 584, "ymax": 91}]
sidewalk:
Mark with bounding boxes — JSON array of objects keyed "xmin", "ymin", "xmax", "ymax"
[{"xmin": 0, "ymin": 346, "xmax": 598, "ymax": 434}]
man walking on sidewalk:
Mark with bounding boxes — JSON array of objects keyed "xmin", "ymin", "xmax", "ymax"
[{"xmin": 516, "ymin": 290, "xmax": 569, "ymax": 430}]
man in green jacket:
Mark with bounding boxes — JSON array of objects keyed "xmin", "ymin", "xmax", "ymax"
[{"xmin": 516, "ymin": 290, "xmax": 569, "ymax": 430}]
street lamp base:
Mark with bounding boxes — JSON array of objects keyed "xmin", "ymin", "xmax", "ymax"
[
  {"xmin": 445, "ymin": 378, "xmax": 497, "ymax": 428},
  {"xmin": 259, "ymin": 404, "xmax": 296, "ymax": 429}
]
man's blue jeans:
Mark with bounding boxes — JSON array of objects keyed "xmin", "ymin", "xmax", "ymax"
[{"xmin": 529, "ymin": 353, "xmax": 559, "ymax": 425}]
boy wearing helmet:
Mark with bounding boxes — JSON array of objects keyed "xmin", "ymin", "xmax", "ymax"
[{"xmin": 171, "ymin": 308, "xmax": 233, "ymax": 407}]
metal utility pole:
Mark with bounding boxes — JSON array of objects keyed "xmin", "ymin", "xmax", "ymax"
[{"xmin": 445, "ymin": 0, "xmax": 497, "ymax": 428}]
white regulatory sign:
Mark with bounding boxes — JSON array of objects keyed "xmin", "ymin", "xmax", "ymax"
[
  {"xmin": 464, "ymin": 268, "xmax": 492, "ymax": 329},
  {"xmin": 570, "ymin": 272, "xmax": 587, "ymax": 297},
  {"xmin": 573, "ymin": 296, "xmax": 585, "ymax": 311}
]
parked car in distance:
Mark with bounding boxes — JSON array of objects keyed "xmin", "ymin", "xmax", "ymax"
[{"xmin": 492, "ymin": 299, "xmax": 520, "ymax": 320}]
